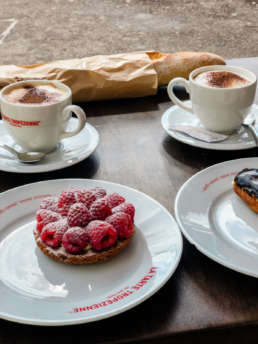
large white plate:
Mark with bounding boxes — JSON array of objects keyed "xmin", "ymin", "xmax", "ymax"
[
  {"xmin": 0, "ymin": 118, "xmax": 99, "ymax": 173},
  {"xmin": 161, "ymin": 102, "xmax": 258, "ymax": 150},
  {"xmin": 0, "ymin": 179, "xmax": 182, "ymax": 326},
  {"xmin": 175, "ymin": 157, "xmax": 258, "ymax": 277}
]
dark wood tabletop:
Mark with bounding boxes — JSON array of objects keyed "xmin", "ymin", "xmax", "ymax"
[{"xmin": 1, "ymin": 57, "xmax": 258, "ymax": 344}]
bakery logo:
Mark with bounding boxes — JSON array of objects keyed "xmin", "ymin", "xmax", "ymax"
[
  {"xmin": 70, "ymin": 267, "xmax": 158, "ymax": 314},
  {"xmin": 202, "ymin": 171, "xmax": 237, "ymax": 192},
  {"xmin": 2, "ymin": 114, "xmax": 40, "ymax": 127},
  {"xmin": 0, "ymin": 194, "xmax": 52, "ymax": 214}
]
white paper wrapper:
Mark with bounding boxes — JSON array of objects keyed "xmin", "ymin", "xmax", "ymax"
[{"xmin": 169, "ymin": 125, "xmax": 228, "ymax": 143}]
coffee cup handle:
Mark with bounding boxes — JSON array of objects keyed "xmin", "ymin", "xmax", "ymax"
[
  {"xmin": 167, "ymin": 78, "xmax": 193, "ymax": 113},
  {"xmin": 60, "ymin": 105, "xmax": 87, "ymax": 139}
]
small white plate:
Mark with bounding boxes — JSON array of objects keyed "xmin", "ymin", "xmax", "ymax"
[
  {"xmin": 175, "ymin": 157, "xmax": 258, "ymax": 277},
  {"xmin": 161, "ymin": 101, "xmax": 258, "ymax": 150},
  {"xmin": 0, "ymin": 119, "xmax": 99, "ymax": 173},
  {"xmin": 0, "ymin": 179, "xmax": 182, "ymax": 326}
]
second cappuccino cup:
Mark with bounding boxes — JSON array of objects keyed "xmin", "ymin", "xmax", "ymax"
[
  {"xmin": 0, "ymin": 80, "xmax": 87, "ymax": 152},
  {"xmin": 167, "ymin": 65, "xmax": 257, "ymax": 133}
]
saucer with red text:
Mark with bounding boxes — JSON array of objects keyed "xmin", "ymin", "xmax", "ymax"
[
  {"xmin": 175, "ymin": 157, "xmax": 258, "ymax": 277},
  {"xmin": 162, "ymin": 102, "xmax": 258, "ymax": 150},
  {"xmin": 0, "ymin": 179, "xmax": 182, "ymax": 326},
  {"xmin": 0, "ymin": 118, "xmax": 99, "ymax": 173}
]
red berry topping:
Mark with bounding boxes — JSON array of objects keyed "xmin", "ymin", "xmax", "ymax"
[
  {"xmin": 105, "ymin": 193, "xmax": 125, "ymax": 209},
  {"xmin": 106, "ymin": 212, "xmax": 133, "ymax": 238},
  {"xmin": 62, "ymin": 227, "xmax": 89, "ymax": 254},
  {"xmin": 36, "ymin": 209, "xmax": 61, "ymax": 233},
  {"xmin": 90, "ymin": 198, "xmax": 112, "ymax": 220},
  {"xmin": 40, "ymin": 218, "xmax": 68, "ymax": 248},
  {"xmin": 86, "ymin": 221, "xmax": 117, "ymax": 251},
  {"xmin": 67, "ymin": 202, "xmax": 91, "ymax": 227},
  {"xmin": 89, "ymin": 187, "xmax": 107, "ymax": 199},
  {"xmin": 40, "ymin": 196, "xmax": 58, "ymax": 213},
  {"xmin": 112, "ymin": 203, "xmax": 135, "ymax": 221},
  {"xmin": 57, "ymin": 189, "xmax": 77, "ymax": 216},
  {"xmin": 74, "ymin": 189, "xmax": 96, "ymax": 208}
]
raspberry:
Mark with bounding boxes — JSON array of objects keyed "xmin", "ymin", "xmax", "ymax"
[
  {"xmin": 67, "ymin": 202, "xmax": 91, "ymax": 227},
  {"xmin": 89, "ymin": 187, "xmax": 107, "ymax": 199},
  {"xmin": 40, "ymin": 196, "xmax": 58, "ymax": 212},
  {"xmin": 105, "ymin": 193, "xmax": 125, "ymax": 209},
  {"xmin": 74, "ymin": 189, "xmax": 96, "ymax": 208},
  {"xmin": 90, "ymin": 198, "xmax": 112, "ymax": 220},
  {"xmin": 112, "ymin": 203, "xmax": 135, "ymax": 221},
  {"xmin": 36, "ymin": 209, "xmax": 61, "ymax": 233},
  {"xmin": 57, "ymin": 188, "xmax": 77, "ymax": 216},
  {"xmin": 40, "ymin": 218, "xmax": 68, "ymax": 248},
  {"xmin": 86, "ymin": 221, "xmax": 117, "ymax": 251},
  {"xmin": 62, "ymin": 227, "xmax": 89, "ymax": 254},
  {"xmin": 106, "ymin": 212, "xmax": 133, "ymax": 238}
]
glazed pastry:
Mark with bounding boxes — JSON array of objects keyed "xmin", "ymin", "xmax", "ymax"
[{"xmin": 233, "ymin": 168, "xmax": 258, "ymax": 213}]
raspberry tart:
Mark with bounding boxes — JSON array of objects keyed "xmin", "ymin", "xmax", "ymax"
[{"xmin": 33, "ymin": 187, "xmax": 135, "ymax": 264}]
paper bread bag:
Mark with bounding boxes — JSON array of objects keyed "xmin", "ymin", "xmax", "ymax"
[{"xmin": 0, "ymin": 51, "xmax": 225, "ymax": 102}]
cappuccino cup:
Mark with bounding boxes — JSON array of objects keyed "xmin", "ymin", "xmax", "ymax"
[
  {"xmin": 167, "ymin": 65, "xmax": 257, "ymax": 133},
  {"xmin": 0, "ymin": 80, "xmax": 87, "ymax": 152}
]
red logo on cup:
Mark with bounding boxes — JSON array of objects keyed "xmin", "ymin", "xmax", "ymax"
[{"xmin": 2, "ymin": 114, "xmax": 40, "ymax": 127}]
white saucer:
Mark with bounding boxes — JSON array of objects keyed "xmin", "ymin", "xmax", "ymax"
[
  {"xmin": 0, "ymin": 178, "xmax": 182, "ymax": 325},
  {"xmin": 161, "ymin": 101, "xmax": 258, "ymax": 150},
  {"xmin": 175, "ymin": 157, "xmax": 258, "ymax": 277},
  {"xmin": 0, "ymin": 118, "xmax": 99, "ymax": 173}
]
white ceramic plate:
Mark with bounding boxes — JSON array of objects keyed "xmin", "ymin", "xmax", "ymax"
[
  {"xmin": 175, "ymin": 157, "xmax": 258, "ymax": 277},
  {"xmin": 0, "ymin": 118, "xmax": 99, "ymax": 173},
  {"xmin": 0, "ymin": 179, "xmax": 182, "ymax": 326},
  {"xmin": 161, "ymin": 102, "xmax": 258, "ymax": 150}
]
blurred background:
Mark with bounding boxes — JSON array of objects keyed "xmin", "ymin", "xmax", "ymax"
[{"xmin": 0, "ymin": 0, "xmax": 257, "ymax": 65}]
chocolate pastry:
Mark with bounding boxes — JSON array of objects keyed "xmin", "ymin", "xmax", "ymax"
[{"xmin": 233, "ymin": 168, "xmax": 258, "ymax": 213}]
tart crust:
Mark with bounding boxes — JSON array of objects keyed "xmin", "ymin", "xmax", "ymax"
[{"xmin": 33, "ymin": 229, "xmax": 134, "ymax": 264}]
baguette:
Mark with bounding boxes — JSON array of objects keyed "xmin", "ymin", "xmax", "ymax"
[
  {"xmin": 0, "ymin": 51, "xmax": 225, "ymax": 101},
  {"xmin": 147, "ymin": 51, "xmax": 226, "ymax": 85}
]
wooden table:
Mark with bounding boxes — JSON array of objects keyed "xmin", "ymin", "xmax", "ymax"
[{"xmin": 1, "ymin": 57, "xmax": 258, "ymax": 344}]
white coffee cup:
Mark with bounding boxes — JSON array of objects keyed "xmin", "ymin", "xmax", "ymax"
[
  {"xmin": 0, "ymin": 80, "xmax": 87, "ymax": 152},
  {"xmin": 167, "ymin": 65, "xmax": 257, "ymax": 133}
]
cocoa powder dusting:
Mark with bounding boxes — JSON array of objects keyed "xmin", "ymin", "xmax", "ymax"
[
  {"xmin": 19, "ymin": 87, "xmax": 48, "ymax": 104},
  {"xmin": 206, "ymin": 71, "xmax": 247, "ymax": 88}
]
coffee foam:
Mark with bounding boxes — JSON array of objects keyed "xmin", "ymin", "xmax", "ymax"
[
  {"xmin": 194, "ymin": 70, "xmax": 251, "ymax": 89},
  {"xmin": 3, "ymin": 82, "xmax": 68, "ymax": 105}
]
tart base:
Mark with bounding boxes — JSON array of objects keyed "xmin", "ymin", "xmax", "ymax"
[{"xmin": 33, "ymin": 229, "xmax": 135, "ymax": 265}]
